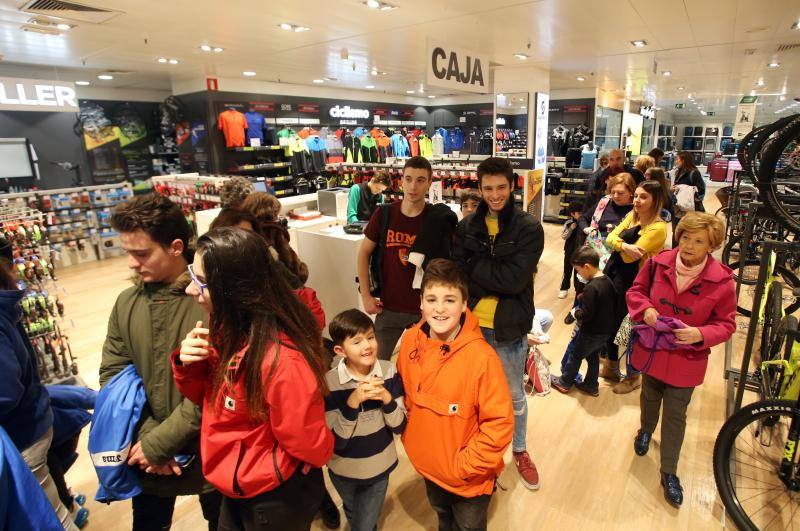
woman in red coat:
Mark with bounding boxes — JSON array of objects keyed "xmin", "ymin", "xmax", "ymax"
[
  {"xmin": 626, "ymin": 212, "xmax": 735, "ymax": 508},
  {"xmin": 173, "ymin": 227, "xmax": 333, "ymax": 530}
]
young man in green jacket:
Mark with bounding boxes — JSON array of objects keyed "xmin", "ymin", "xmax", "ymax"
[
  {"xmin": 347, "ymin": 171, "xmax": 391, "ymax": 223},
  {"xmin": 101, "ymin": 194, "xmax": 221, "ymax": 530}
]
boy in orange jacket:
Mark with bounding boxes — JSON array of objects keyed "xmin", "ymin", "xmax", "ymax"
[{"xmin": 397, "ymin": 258, "xmax": 513, "ymax": 531}]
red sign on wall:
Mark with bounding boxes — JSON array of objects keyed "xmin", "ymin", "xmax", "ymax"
[
  {"xmin": 480, "ymin": 109, "xmax": 494, "ymax": 116},
  {"xmin": 563, "ymin": 105, "xmax": 588, "ymax": 113},
  {"xmin": 298, "ymin": 103, "xmax": 320, "ymax": 113},
  {"xmin": 206, "ymin": 78, "xmax": 219, "ymax": 91},
  {"xmin": 248, "ymin": 101, "xmax": 275, "ymax": 111},
  {"xmin": 372, "ymin": 108, "xmax": 388, "ymax": 116}
]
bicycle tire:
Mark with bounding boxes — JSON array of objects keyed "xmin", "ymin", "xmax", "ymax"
[
  {"xmin": 761, "ymin": 281, "xmax": 784, "ymax": 363},
  {"xmin": 737, "ymin": 265, "xmax": 800, "ymax": 317},
  {"xmin": 713, "ymin": 399, "xmax": 800, "ymax": 531},
  {"xmin": 738, "ymin": 124, "xmax": 769, "ymax": 174},
  {"xmin": 757, "ymin": 114, "xmax": 800, "ymax": 234},
  {"xmin": 752, "ymin": 115, "xmax": 798, "ymax": 181}
]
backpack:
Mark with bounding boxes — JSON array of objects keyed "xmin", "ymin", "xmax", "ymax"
[
  {"xmin": 524, "ymin": 346, "xmax": 551, "ymax": 396},
  {"xmin": 367, "ymin": 203, "xmax": 392, "ymax": 296}
]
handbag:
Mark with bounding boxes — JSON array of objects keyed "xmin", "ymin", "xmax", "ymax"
[{"xmin": 524, "ymin": 346, "xmax": 551, "ymax": 396}]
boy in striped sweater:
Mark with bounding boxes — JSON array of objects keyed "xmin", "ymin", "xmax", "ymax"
[{"xmin": 324, "ymin": 309, "xmax": 407, "ymax": 531}]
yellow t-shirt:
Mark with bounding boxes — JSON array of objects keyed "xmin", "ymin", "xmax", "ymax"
[{"xmin": 473, "ymin": 214, "xmax": 499, "ymax": 328}]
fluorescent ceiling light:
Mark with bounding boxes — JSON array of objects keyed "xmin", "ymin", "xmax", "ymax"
[
  {"xmin": 365, "ymin": 85, "xmax": 375, "ymax": 89},
  {"xmin": 313, "ymin": 79, "xmax": 324, "ymax": 83},
  {"xmin": 677, "ymin": 86, "xmax": 684, "ymax": 90},
  {"xmin": 630, "ymin": 40, "xmax": 647, "ymax": 47},
  {"xmin": 514, "ymin": 53, "xmax": 529, "ymax": 60},
  {"xmin": 97, "ymin": 74, "xmax": 113, "ymax": 80},
  {"xmin": 200, "ymin": 44, "xmax": 212, "ymax": 52},
  {"xmin": 662, "ymin": 71, "xmax": 672, "ymax": 76},
  {"xmin": 279, "ymin": 23, "xmax": 293, "ymax": 30},
  {"xmin": 168, "ymin": 59, "xmax": 179, "ymax": 64},
  {"xmin": 243, "ymin": 71, "xmax": 256, "ymax": 76},
  {"xmin": 380, "ymin": 5, "xmax": 396, "ymax": 10},
  {"xmin": 768, "ymin": 62, "xmax": 780, "ymax": 68},
  {"xmin": 406, "ymin": 90, "xmax": 415, "ymax": 94},
  {"xmin": 56, "ymin": 23, "xmax": 71, "ymax": 30},
  {"xmin": 157, "ymin": 57, "xmax": 167, "ymax": 63},
  {"xmin": 366, "ymin": 0, "xmax": 380, "ymax": 7},
  {"xmin": 428, "ymin": 95, "xmax": 436, "ymax": 99},
  {"xmin": 294, "ymin": 26, "xmax": 310, "ymax": 32},
  {"xmin": 75, "ymin": 81, "xmax": 90, "ymax": 86},
  {"xmin": 213, "ymin": 47, "xmax": 224, "ymax": 52},
  {"xmin": 576, "ymin": 76, "xmax": 586, "ymax": 81},
  {"xmin": 730, "ymin": 105, "xmax": 736, "ymax": 108}
]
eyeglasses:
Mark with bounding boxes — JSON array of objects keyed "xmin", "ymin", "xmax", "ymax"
[{"xmin": 187, "ymin": 264, "xmax": 207, "ymax": 295}]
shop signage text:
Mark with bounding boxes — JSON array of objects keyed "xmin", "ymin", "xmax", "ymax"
[
  {"xmin": 426, "ymin": 39, "xmax": 490, "ymax": 94},
  {"xmin": 564, "ymin": 105, "xmax": 588, "ymax": 113},
  {"xmin": 0, "ymin": 77, "xmax": 78, "ymax": 112},
  {"xmin": 675, "ymin": 103, "xmax": 685, "ymax": 109},
  {"xmin": 329, "ymin": 105, "xmax": 370, "ymax": 119},
  {"xmin": 298, "ymin": 103, "xmax": 319, "ymax": 113}
]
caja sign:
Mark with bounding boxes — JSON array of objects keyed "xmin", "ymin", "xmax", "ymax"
[
  {"xmin": 426, "ymin": 39, "xmax": 490, "ymax": 94},
  {"xmin": 329, "ymin": 105, "xmax": 370, "ymax": 119},
  {"xmin": 0, "ymin": 77, "xmax": 78, "ymax": 112}
]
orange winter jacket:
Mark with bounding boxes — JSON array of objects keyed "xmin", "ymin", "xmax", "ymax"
[{"xmin": 397, "ymin": 309, "xmax": 513, "ymax": 497}]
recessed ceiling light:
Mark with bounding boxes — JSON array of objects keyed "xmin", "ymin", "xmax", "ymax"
[
  {"xmin": 521, "ymin": 106, "xmax": 527, "ymax": 109},
  {"xmin": 75, "ymin": 81, "xmax": 90, "ymax": 86},
  {"xmin": 366, "ymin": 0, "xmax": 380, "ymax": 7},
  {"xmin": 213, "ymin": 47, "xmax": 224, "ymax": 53},
  {"xmin": 768, "ymin": 62, "xmax": 780, "ymax": 68},
  {"xmin": 243, "ymin": 71, "xmax": 256, "ymax": 76},
  {"xmin": 380, "ymin": 4, "xmax": 396, "ymax": 10},
  {"xmin": 168, "ymin": 58, "xmax": 179, "ymax": 64},
  {"xmin": 365, "ymin": 85, "xmax": 375, "ymax": 89},
  {"xmin": 294, "ymin": 26, "xmax": 310, "ymax": 32},
  {"xmin": 428, "ymin": 95, "xmax": 436, "ymax": 99},
  {"xmin": 750, "ymin": 89, "xmax": 756, "ymax": 96},
  {"xmin": 279, "ymin": 23, "xmax": 293, "ymax": 30},
  {"xmin": 97, "ymin": 74, "xmax": 113, "ymax": 80},
  {"xmin": 757, "ymin": 79, "xmax": 765, "ymax": 86},
  {"xmin": 576, "ymin": 76, "xmax": 586, "ymax": 81},
  {"xmin": 662, "ymin": 71, "xmax": 672, "ymax": 76},
  {"xmin": 514, "ymin": 53, "xmax": 529, "ymax": 60},
  {"xmin": 200, "ymin": 44, "xmax": 212, "ymax": 52},
  {"xmin": 730, "ymin": 105, "xmax": 736, "ymax": 108},
  {"xmin": 56, "ymin": 23, "xmax": 71, "ymax": 30},
  {"xmin": 157, "ymin": 57, "xmax": 167, "ymax": 63},
  {"xmin": 406, "ymin": 90, "xmax": 415, "ymax": 94},
  {"xmin": 780, "ymin": 95, "xmax": 787, "ymax": 101},
  {"xmin": 630, "ymin": 40, "xmax": 647, "ymax": 47},
  {"xmin": 313, "ymin": 79, "xmax": 325, "ymax": 84},
  {"xmin": 678, "ymin": 86, "xmax": 685, "ymax": 90}
]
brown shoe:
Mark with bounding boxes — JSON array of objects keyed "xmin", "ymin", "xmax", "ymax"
[
  {"xmin": 613, "ymin": 374, "xmax": 642, "ymax": 394},
  {"xmin": 513, "ymin": 451, "xmax": 540, "ymax": 490},
  {"xmin": 600, "ymin": 359, "xmax": 620, "ymax": 382}
]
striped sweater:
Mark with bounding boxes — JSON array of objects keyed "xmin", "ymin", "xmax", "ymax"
[{"xmin": 324, "ymin": 359, "xmax": 407, "ymax": 483}]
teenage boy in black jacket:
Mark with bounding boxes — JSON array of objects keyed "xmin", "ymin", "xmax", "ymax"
[{"xmin": 453, "ymin": 157, "xmax": 545, "ymax": 491}]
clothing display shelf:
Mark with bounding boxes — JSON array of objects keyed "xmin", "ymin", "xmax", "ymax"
[
  {"xmin": 543, "ymin": 158, "xmax": 567, "ymax": 223},
  {"xmin": 0, "ymin": 201, "xmax": 78, "ymax": 384},
  {"xmin": 558, "ymin": 168, "xmax": 593, "ymax": 221},
  {"xmin": 152, "ymin": 175, "xmax": 227, "ymax": 208}
]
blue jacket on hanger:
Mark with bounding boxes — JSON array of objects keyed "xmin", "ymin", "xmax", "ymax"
[
  {"xmin": 89, "ymin": 364, "xmax": 145, "ymax": 503},
  {"xmin": 0, "ymin": 289, "xmax": 53, "ymax": 453},
  {"xmin": 451, "ymin": 128, "xmax": 465, "ymax": 151},
  {"xmin": 0, "ymin": 425, "xmax": 62, "ymax": 531},
  {"xmin": 391, "ymin": 133, "xmax": 410, "ymax": 157}
]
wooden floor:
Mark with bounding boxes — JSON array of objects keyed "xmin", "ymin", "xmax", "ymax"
[{"xmin": 58, "ymin": 191, "xmax": 746, "ymax": 530}]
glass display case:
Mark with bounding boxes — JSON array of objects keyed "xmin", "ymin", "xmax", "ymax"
[{"xmin": 595, "ymin": 106, "xmax": 622, "ymax": 150}]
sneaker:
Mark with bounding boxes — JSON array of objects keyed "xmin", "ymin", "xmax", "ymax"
[
  {"xmin": 74, "ymin": 494, "xmax": 86, "ymax": 507},
  {"xmin": 564, "ymin": 312, "xmax": 576, "ymax": 325},
  {"xmin": 558, "ymin": 290, "xmax": 568, "ymax": 299},
  {"xmin": 575, "ymin": 381, "xmax": 599, "ymax": 397},
  {"xmin": 550, "ymin": 375, "xmax": 571, "ymax": 394},
  {"xmin": 74, "ymin": 507, "xmax": 89, "ymax": 529},
  {"xmin": 319, "ymin": 490, "xmax": 340, "ymax": 529},
  {"xmin": 512, "ymin": 451, "xmax": 540, "ymax": 490}
]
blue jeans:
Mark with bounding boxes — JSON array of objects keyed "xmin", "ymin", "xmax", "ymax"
[
  {"xmin": 481, "ymin": 328, "xmax": 528, "ymax": 453},
  {"xmin": 328, "ymin": 471, "xmax": 389, "ymax": 531}
]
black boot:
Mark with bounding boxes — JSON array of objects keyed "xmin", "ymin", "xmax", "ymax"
[
  {"xmin": 661, "ymin": 472, "xmax": 683, "ymax": 507},
  {"xmin": 319, "ymin": 488, "xmax": 340, "ymax": 529},
  {"xmin": 634, "ymin": 429, "xmax": 651, "ymax": 456}
]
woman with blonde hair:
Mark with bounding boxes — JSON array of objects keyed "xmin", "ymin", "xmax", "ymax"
[
  {"xmin": 635, "ymin": 155, "xmax": 656, "ymax": 175},
  {"xmin": 627, "ymin": 212, "xmax": 735, "ymax": 508}
]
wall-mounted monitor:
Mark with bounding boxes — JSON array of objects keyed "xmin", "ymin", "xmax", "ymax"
[{"xmin": 0, "ymin": 138, "xmax": 35, "ymax": 179}]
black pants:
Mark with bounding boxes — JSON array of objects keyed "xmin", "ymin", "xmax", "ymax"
[
  {"xmin": 424, "ymin": 479, "xmax": 492, "ymax": 531},
  {"xmin": 218, "ymin": 467, "xmax": 324, "ymax": 531},
  {"xmin": 132, "ymin": 490, "xmax": 222, "ymax": 531},
  {"xmin": 560, "ymin": 250, "xmax": 574, "ymax": 291}
]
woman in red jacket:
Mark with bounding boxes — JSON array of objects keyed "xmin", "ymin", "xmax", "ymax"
[
  {"xmin": 626, "ymin": 212, "xmax": 735, "ymax": 508},
  {"xmin": 173, "ymin": 227, "xmax": 333, "ymax": 530}
]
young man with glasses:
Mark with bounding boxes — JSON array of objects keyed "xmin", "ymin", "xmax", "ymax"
[{"xmin": 101, "ymin": 194, "xmax": 221, "ymax": 530}]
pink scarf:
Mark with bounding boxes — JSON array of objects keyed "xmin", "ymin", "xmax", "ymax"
[{"xmin": 675, "ymin": 252, "xmax": 707, "ymax": 294}]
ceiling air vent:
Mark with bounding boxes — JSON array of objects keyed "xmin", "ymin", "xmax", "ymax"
[
  {"xmin": 777, "ymin": 43, "xmax": 800, "ymax": 52},
  {"xmin": 19, "ymin": 0, "xmax": 123, "ymax": 24}
]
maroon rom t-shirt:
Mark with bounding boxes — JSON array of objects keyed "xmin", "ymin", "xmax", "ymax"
[{"xmin": 364, "ymin": 202, "xmax": 427, "ymax": 314}]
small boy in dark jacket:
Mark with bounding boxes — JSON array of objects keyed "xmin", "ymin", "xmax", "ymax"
[
  {"xmin": 552, "ymin": 247, "xmax": 618, "ymax": 396},
  {"xmin": 559, "ymin": 201, "xmax": 585, "ymax": 299}
]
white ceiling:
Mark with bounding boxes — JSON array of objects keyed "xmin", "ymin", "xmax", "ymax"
[{"xmin": 0, "ymin": 0, "xmax": 799, "ymax": 119}]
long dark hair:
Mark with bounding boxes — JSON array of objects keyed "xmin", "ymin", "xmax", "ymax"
[
  {"xmin": 676, "ymin": 151, "xmax": 697, "ymax": 172},
  {"xmin": 197, "ymin": 228, "xmax": 327, "ymax": 420},
  {"xmin": 254, "ymin": 221, "xmax": 309, "ymax": 283},
  {"xmin": 633, "ymin": 180, "xmax": 666, "ymax": 225}
]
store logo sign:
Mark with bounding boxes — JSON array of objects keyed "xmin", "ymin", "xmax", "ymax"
[
  {"xmin": 0, "ymin": 77, "xmax": 78, "ymax": 112},
  {"xmin": 329, "ymin": 105, "xmax": 370, "ymax": 119},
  {"xmin": 426, "ymin": 39, "xmax": 490, "ymax": 94}
]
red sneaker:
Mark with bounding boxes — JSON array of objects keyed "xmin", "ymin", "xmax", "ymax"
[{"xmin": 513, "ymin": 451, "xmax": 540, "ymax": 490}]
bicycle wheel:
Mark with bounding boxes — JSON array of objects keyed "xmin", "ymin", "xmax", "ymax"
[
  {"xmin": 757, "ymin": 114, "xmax": 800, "ymax": 234},
  {"xmin": 714, "ymin": 399, "xmax": 800, "ymax": 531},
  {"xmin": 738, "ymin": 266, "xmax": 800, "ymax": 317},
  {"xmin": 760, "ymin": 283, "xmax": 786, "ymax": 405},
  {"xmin": 738, "ymin": 124, "xmax": 770, "ymax": 174},
  {"xmin": 753, "ymin": 115, "xmax": 799, "ymax": 180}
]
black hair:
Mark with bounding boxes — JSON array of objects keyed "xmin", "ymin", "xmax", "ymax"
[
  {"xmin": 459, "ymin": 190, "xmax": 482, "ymax": 206},
  {"xmin": 111, "ymin": 194, "xmax": 193, "ymax": 262},
  {"xmin": 571, "ymin": 247, "xmax": 600, "ymax": 268},
  {"xmin": 197, "ymin": 227, "xmax": 328, "ymax": 420},
  {"xmin": 477, "ymin": 157, "xmax": 514, "ymax": 186},
  {"xmin": 328, "ymin": 309, "xmax": 375, "ymax": 347},
  {"xmin": 403, "ymin": 156, "xmax": 432, "ymax": 179},
  {"xmin": 568, "ymin": 201, "xmax": 584, "ymax": 214}
]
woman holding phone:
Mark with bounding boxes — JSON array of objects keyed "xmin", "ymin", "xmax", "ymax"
[{"xmin": 172, "ymin": 227, "xmax": 333, "ymax": 531}]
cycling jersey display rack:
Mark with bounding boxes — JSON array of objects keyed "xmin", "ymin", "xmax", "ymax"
[{"xmin": 729, "ymin": 238, "xmax": 800, "ymax": 415}]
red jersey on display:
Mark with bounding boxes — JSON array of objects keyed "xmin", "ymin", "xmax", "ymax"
[
  {"xmin": 364, "ymin": 202, "xmax": 427, "ymax": 314},
  {"xmin": 218, "ymin": 110, "xmax": 247, "ymax": 148}
]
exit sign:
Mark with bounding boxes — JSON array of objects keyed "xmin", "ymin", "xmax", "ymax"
[
  {"xmin": 675, "ymin": 103, "xmax": 686, "ymax": 109},
  {"xmin": 706, "ymin": 111, "xmax": 715, "ymax": 116}
]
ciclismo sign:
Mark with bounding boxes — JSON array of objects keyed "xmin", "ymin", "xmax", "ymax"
[
  {"xmin": 329, "ymin": 105, "xmax": 370, "ymax": 119},
  {"xmin": 0, "ymin": 77, "xmax": 79, "ymax": 112}
]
